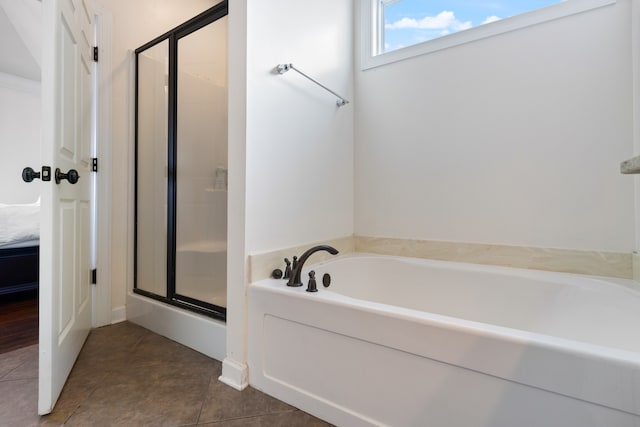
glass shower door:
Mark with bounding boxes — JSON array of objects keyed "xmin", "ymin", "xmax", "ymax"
[
  {"xmin": 136, "ymin": 40, "xmax": 169, "ymax": 298},
  {"xmin": 175, "ymin": 17, "xmax": 228, "ymax": 309},
  {"xmin": 134, "ymin": 3, "xmax": 228, "ymax": 320}
]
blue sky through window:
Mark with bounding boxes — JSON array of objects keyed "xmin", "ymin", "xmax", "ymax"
[{"xmin": 382, "ymin": 0, "xmax": 562, "ymax": 52}]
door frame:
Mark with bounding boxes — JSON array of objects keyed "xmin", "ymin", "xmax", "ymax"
[{"xmin": 92, "ymin": 5, "xmax": 113, "ymax": 327}]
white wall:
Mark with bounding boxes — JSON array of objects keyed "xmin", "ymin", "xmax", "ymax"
[
  {"xmin": 0, "ymin": 73, "xmax": 40, "ymax": 204},
  {"xmin": 220, "ymin": 0, "xmax": 355, "ymax": 388},
  {"xmin": 355, "ymin": 1, "xmax": 635, "ymax": 253},
  {"xmin": 96, "ymin": 0, "xmax": 221, "ymax": 312},
  {"xmin": 245, "ymin": 0, "xmax": 354, "ymax": 254}
]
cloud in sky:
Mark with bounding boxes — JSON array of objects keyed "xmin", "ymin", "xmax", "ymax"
[
  {"xmin": 385, "ymin": 10, "xmax": 472, "ymax": 32},
  {"xmin": 482, "ymin": 15, "xmax": 502, "ymax": 25},
  {"xmin": 381, "ymin": 1, "xmax": 560, "ymax": 53}
]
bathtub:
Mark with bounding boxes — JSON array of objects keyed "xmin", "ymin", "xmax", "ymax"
[{"xmin": 248, "ymin": 253, "xmax": 640, "ymax": 427}]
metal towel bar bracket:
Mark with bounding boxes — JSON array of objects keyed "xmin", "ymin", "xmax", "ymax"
[{"xmin": 276, "ymin": 63, "xmax": 350, "ymax": 107}]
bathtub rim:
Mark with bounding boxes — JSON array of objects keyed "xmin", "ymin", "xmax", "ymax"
[
  {"xmin": 252, "ymin": 274, "xmax": 640, "ymax": 369},
  {"xmin": 258, "ymin": 252, "xmax": 640, "ymax": 360}
]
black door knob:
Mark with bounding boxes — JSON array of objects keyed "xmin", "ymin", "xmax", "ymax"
[
  {"xmin": 55, "ymin": 168, "xmax": 80, "ymax": 184},
  {"xmin": 22, "ymin": 167, "xmax": 41, "ymax": 183}
]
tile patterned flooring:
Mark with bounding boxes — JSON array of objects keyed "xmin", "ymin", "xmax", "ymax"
[{"xmin": 0, "ymin": 322, "xmax": 331, "ymax": 426}]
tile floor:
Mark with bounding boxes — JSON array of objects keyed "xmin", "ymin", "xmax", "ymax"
[{"xmin": 0, "ymin": 322, "xmax": 331, "ymax": 426}]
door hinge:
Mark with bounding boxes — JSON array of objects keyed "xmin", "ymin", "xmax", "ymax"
[
  {"xmin": 92, "ymin": 158, "xmax": 98, "ymax": 172},
  {"xmin": 93, "ymin": 46, "xmax": 99, "ymax": 62},
  {"xmin": 91, "ymin": 269, "xmax": 97, "ymax": 285}
]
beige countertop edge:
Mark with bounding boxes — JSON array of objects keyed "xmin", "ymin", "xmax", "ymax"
[{"xmin": 620, "ymin": 155, "xmax": 640, "ymax": 174}]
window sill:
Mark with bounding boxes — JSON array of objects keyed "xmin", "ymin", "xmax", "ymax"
[{"xmin": 361, "ymin": 0, "xmax": 617, "ymax": 71}]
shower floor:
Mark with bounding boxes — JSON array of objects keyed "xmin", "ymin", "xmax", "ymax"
[{"xmin": 177, "ymin": 276, "xmax": 226, "ymax": 308}]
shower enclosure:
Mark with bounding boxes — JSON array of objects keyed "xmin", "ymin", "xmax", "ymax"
[{"xmin": 134, "ymin": 2, "xmax": 228, "ymax": 320}]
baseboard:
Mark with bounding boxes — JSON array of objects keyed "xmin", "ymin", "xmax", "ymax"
[
  {"xmin": 219, "ymin": 357, "xmax": 249, "ymax": 390},
  {"xmin": 111, "ymin": 306, "xmax": 126, "ymax": 324}
]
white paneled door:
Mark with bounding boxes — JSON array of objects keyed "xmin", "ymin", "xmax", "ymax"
[{"xmin": 39, "ymin": 0, "xmax": 94, "ymax": 415}]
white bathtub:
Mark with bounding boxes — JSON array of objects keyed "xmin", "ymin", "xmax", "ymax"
[{"xmin": 248, "ymin": 254, "xmax": 640, "ymax": 427}]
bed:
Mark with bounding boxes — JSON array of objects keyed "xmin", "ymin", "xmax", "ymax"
[{"xmin": 0, "ymin": 200, "xmax": 39, "ymax": 295}]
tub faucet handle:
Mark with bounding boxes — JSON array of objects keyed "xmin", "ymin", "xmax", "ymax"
[
  {"xmin": 306, "ymin": 270, "xmax": 318, "ymax": 293},
  {"xmin": 283, "ymin": 258, "xmax": 292, "ymax": 279},
  {"xmin": 292, "ymin": 256, "xmax": 298, "ymax": 270}
]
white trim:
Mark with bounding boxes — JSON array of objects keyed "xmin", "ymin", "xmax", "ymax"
[
  {"xmin": 219, "ymin": 358, "xmax": 249, "ymax": 390},
  {"xmin": 0, "ymin": 71, "xmax": 40, "ymax": 95},
  {"xmin": 111, "ymin": 306, "xmax": 126, "ymax": 324},
  {"xmin": 361, "ymin": 0, "xmax": 618, "ymax": 70},
  {"xmin": 127, "ymin": 49, "xmax": 136, "ymax": 314},
  {"xmin": 92, "ymin": 5, "xmax": 113, "ymax": 328},
  {"xmin": 224, "ymin": 0, "xmax": 249, "ymax": 391}
]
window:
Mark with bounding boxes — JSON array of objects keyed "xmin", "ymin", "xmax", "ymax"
[
  {"xmin": 362, "ymin": 0, "xmax": 617, "ymax": 69},
  {"xmin": 380, "ymin": 0, "xmax": 562, "ymax": 54}
]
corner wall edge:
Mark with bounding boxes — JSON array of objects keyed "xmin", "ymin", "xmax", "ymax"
[{"xmin": 219, "ymin": 357, "xmax": 249, "ymax": 390}]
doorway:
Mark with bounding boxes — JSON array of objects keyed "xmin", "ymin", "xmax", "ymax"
[
  {"xmin": 0, "ymin": 0, "xmax": 113, "ymax": 363},
  {"xmin": 0, "ymin": 0, "xmax": 41, "ymax": 355}
]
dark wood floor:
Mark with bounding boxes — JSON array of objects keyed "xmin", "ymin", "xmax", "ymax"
[{"xmin": 0, "ymin": 290, "xmax": 38, "ymax": 354}]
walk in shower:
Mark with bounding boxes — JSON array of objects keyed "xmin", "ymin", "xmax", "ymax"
[{"xmin": 134, "ymin": 2, "xmax": 228, "ymax": 320}]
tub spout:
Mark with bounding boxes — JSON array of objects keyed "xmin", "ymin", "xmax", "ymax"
[{"xmin": 287, "ymin": 245, "xmax": 339, "ymax": 287}]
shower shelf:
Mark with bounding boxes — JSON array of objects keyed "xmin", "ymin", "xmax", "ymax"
[
  {"xmin": 620, "ymin": 155, "xmax": 640, "ymax": 174},
  {"xmin": 177, "ymin": 240, "xmax": 227, "ymax": 254},
  {"xmin": 205, "ymin": 188, "xmax": 227, "ymax": 193}
]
